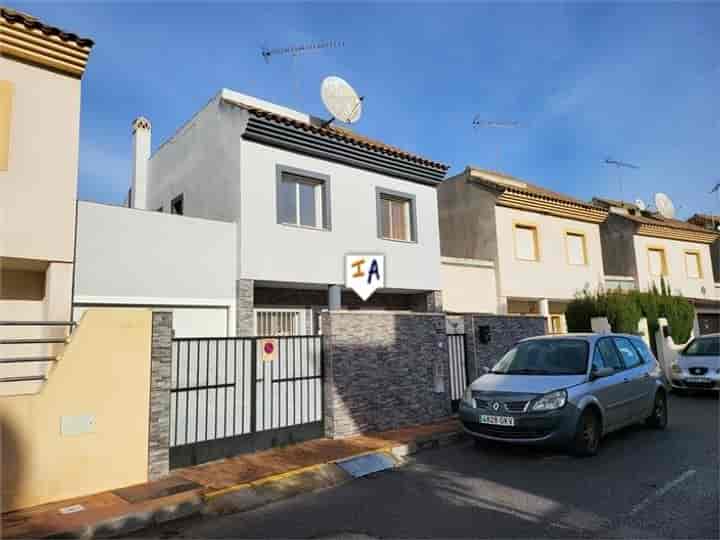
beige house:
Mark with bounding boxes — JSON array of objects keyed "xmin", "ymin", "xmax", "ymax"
[
  {"xmin": 594, "ymin": 199, "xmax": 720, "ymax": 335},
  {"xmin": 0, "ymin": 8, "xmax": 94, "ymax": 393},
  {"xmin": 438, "ymin": 167, "xmax": 608, "ymax": 332}
]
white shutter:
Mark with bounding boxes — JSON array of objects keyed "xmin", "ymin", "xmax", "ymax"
[
  {"xmin": 515, "ymin": 226, "xmax": 537, "ymax": 261},
  {"xmin": 685, "ymin": 252, "xmax": 700, "ymax": 278},
  {"xmin": 566, "ymin": 233, "xmax": 586, "ymax": 265}
]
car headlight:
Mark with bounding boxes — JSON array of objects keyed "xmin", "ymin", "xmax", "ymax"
[
  {"xmin": 531, "ymin": 390, "xmax": 567, "ymax": 412},
  {"xmin": 671, "ymin": 363, "xmax": 682, "ymax": 374},
  {"xmin": 462, "ymin": 386, "xmax": 475, "ymax": 407}
]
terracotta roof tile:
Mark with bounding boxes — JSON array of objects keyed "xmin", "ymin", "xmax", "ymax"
[
  {"xmin": 1, "ymin": 7, "xmax": 93, "ymax": 48},
  {"xmin": 243, "ymin": 106, "xmax": 449, "ymax": 171},
  {"xmin": 467, "ymin": 167, "xmax": 602, "ymax": 211},
  {"xmin": 594, "ymin": 197, "xmax": 716, "ymax": 235}
]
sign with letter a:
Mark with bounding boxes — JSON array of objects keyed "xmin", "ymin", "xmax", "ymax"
[{"xmin": 346, "ymin": 254, "xmax": 385, "ymax": 301}]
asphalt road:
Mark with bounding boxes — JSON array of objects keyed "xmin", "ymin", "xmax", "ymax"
[{"xmin": 142, "ymin": 393, "xmax": 718, "ymax": 539}]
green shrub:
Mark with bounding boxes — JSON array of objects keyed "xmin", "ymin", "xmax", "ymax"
[{"xmin": 565, "ymin": 286, "xmax": 694, "ymax": 343}]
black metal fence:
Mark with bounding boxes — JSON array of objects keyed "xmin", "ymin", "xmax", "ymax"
[
  {"xmin": 447, "ymin": 333, "xmax": 469, "ymax": 411},
  {"xmin": 170, "ymin": 335, "xmax": 323, "ymax": 468}
]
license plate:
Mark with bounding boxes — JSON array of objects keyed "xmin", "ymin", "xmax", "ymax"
[
  {"xmin": 479, "ymin": 415, "xmax": 515, "ymax": 426},
  {"xmin": 686, "ymin": 377, "xmax": 711, "ymax": 383}
]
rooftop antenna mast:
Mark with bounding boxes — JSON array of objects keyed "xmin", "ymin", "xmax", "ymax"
[
  {"xmin": 261, "ymin": 41, "xmax": 344, "ymax": 98},
  {"xmin": 472, "ymin": 116, "xmax": 521, "ymax": 163},
  {"xmin": 603, "ymin": 158, "xmax": 639, "ymax": 202}
]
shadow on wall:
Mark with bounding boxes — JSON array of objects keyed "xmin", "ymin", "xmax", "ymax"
[{"xmin": 0, "ymin": 414, "xmax": 22, "ymax": 513}]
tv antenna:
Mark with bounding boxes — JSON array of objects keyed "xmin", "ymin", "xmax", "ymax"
[
  {"xmin": 320, "ymin": 76, "xmax": 363, "ymax": 127},
  {"xmin": 634, "ymin": 198, "xmax": 647, "ymax": 211},
  {"xmin": 261, "ymin": 40, "xmax": 344, "ymax": 63},
  {"xmin": 603, "ymin": 158, "xmax": 639, "ymax": 201},
  {"xmin": 472, "ymin": 116, "xmax": 521, "ymax": 129},
  {"xmin": 654, "ymin": 192, "xmax": 676, "ymax": 219},
  {"xmin": 261, "ymin": 40, "xmax": 344, "ymax": 98}
]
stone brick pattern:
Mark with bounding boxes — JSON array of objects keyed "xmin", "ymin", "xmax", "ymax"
[
  {"xmin": 236, "ymin": 279, "xmax": 255, "ymax": 336},
  {"xmin": 463, "ymin": 314, "xmax": 547, "ymax": 379},
  {"xmin": 148, "ymin": 311, "xmax": 172, "ymax": 480},
  {"xmin": 322, "ymin": 311, "xmax": 452, "ymax": 438}
]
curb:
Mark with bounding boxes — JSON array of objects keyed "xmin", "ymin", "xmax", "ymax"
[{"xmin": 35, "ymin": 429, "xmax": 464, "ymax": 538}]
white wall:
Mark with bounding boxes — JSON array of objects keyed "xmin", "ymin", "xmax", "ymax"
[
  {"xmin": 74, "ymin": 202, "xmax": 237, "ymax": 336},
  {"xmin": 238, "ymin": 140, "xmax": 442, "ymax": 291},
  {"xmin": 441, "ymin": 257, "xmax": 498, "ymax": 313},
  {"xmin": 495, "ymin": 206, "xmax": 605, "ymax": 301},
  {"xmin": 633, "ymin": 235, "xmax": 715, "ymax": 300}
]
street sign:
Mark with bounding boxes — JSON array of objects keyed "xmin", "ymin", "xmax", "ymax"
[{"xmin": 260, "ymin": 338, "xmax": 279, "ymax": 362}]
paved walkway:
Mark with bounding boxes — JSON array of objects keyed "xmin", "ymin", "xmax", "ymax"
[{"xmin": 1, "ymin": 419, "xmax": 459, "ymax": 539}]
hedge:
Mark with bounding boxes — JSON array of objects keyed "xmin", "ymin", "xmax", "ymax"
[{"xmin": 566, "ymin": 279, "xmax": 694, "ymax": 343}]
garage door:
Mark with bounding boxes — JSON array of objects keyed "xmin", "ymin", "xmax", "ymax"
[
  {"xmin": 73, "ymin": 306, "xmax": 229, "ymax": 338},
  {"xmin": 697, "ymin": 313, "xmax": 720, "ymax": 335}
]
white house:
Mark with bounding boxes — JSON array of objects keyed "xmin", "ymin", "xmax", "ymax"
[
  {"xmin": 438, "ymin": 167, "xmax": 608, "ymax": 332},
  {"xmin": 593, "ymin": 198, "xmax": 720, "ymax": 335},
  {"xmin": 75, "ymin": 90, "xmax": 449, "ymax": 336}
]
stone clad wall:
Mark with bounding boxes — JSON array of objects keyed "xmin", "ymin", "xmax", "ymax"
[
  {"xmin": 321, "ymin": 311, "xmax": 451, "ymax": 438},
  {"xmin": 148, "ymin": 311, "xmax": 173, "ymax": 479},
  {"xmin": 463, "ymin": 314, "xmax": 547, "ymax": 379}
]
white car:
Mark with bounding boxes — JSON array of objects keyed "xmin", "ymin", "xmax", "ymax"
[{"xmin": 670, "ymin": 334, "xmax": 720, "ymax": 392}]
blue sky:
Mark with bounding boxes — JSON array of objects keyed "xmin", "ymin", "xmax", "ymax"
[{"xmin": 14, "ymin": 2, "xmax": 720, "ymax": 217}]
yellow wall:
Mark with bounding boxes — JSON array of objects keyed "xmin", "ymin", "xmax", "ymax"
[
  {"xmin": 0, "ymin": 80, "xmax": 11, "ymax": 171},
  {"xmin": 0, "ymin": 309, "xmax": 152, "ymax": 512}
]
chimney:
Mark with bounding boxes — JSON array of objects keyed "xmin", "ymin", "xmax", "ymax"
[{"xmin": 131, "ymin": 116, "xmax": 151, "ymax": 209}]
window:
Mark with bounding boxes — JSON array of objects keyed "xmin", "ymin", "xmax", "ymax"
[
  {"xmin": 613, "ymin": 337, "xmax": 642, "ymax": 369},
  {"xmin": 682, "ymin": 336, "xmax": 720, "ymax": 356},
  {"xmin": 0, "ymin": 81, "xmax": 12, "ymax": 171},
  {"xmin": 684, "ymin": 251, "xmax": 702, "ymax": 279},
  {"xmin": 376, "ymin": 189, "xmax": 416, "ymax": 242},
  {"xmin": 647, "ymin": 247, "xmax": 667, "ymax": 277},
  {"xmin": 255, "ymin": 309, "xmax": 305, "ymax": 336},
  {"xmin": 514, "ymin": 224, "xmax": 539, "ymax": 261},
  {"xmin": 595, "ymin": 338, "xmax": 624, "ymax": 371},
  {"xmin": 171, "ymin": 194, "xmax": 184, "ymax": 215},
  {"xmin": 565, "ymin": 232, "xmax": 588, "ymax": 265},
  {"xmin": 490, "ymin": 339, "xmax": 589, "ymax": 375},
  {"xmin": 277, "ymin": 170, "xmax": 329, "ymax": 229},
  {"xmin": 631, "ymin": 338, "xmax": 655, "ymax": 364}
]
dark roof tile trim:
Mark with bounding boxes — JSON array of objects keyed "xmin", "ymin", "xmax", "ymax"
[{"xmin": 1, "ymin": 7, "xmax": 94, "ymax": 48}]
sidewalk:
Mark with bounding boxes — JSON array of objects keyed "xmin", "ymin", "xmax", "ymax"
[{"xmin": 1, "ymin": 419, "xmax": 462, "ymax": 539}]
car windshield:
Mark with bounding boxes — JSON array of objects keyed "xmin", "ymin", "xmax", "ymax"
[
  {"xmin": 682, "ymin": 337, "xmax": 720, "ymax": 357},
  {"xmin": 490, "ymin": 339, "xmax": 589, "ymax": 375}
]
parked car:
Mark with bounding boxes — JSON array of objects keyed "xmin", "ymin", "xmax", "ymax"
[
  {"xmin": 670, "ymin": 334, "xmax": 720, "ymax": 393},
  {"xmin": 459, "ymin": 333, "xmax": 669, "ymax": 456}
]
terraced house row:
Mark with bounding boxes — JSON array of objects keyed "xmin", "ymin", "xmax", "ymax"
[{"xmin": 1, "ymin": 8, "xmax": 719, "ymax": 346}]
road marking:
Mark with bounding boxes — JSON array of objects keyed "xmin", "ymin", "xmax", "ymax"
[{"xmin": 629, "ymin": 469, "xmax": 696, "ymax": 516}]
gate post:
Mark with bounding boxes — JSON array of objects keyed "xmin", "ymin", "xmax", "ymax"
[
  {"xmin": 148, "ymin": 311, "xmax": 172, "ymax": 480},
  {"xmin": 463, "ymin": 314, "xmax": 479, "ymax": 380}
]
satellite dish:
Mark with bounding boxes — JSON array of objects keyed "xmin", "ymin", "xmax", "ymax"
[
  {"xmin": 321, "ymin": 76, "xmax": 362, "ymax": 124},
  {"xmin": 634, "ymin": 199, "xmax": 647, "ymax": 211},
  {"xmin": 654, "ymin": 193, "xmax": 676, "ymax": 219}
]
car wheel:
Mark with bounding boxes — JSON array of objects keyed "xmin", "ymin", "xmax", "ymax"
[
  {"xmin": 646, "ymin": 391, "xmax": 668, "ymax": 429},
  {"xmin": 571, "ymin": 408, "xmax": 601, "ymax": 457}
]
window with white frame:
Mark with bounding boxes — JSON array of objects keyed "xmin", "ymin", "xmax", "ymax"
[
  {"xmin": 277, "ymin": 171, "xmax": 328, "ymax": 229},
  {"xmin": 377, "ymin": 189, "xmax": 416, "ymax": 242},
  {"xmin": 514, "ymin": 224, "xmax": 539, "ymax": 261},
  {"xmin": 565, "ymin": 232, "xmax": 587, "ymax": 265},
  {"xmin": 684, "ymin": 251, "xmax": 702, "ymax": 279}
]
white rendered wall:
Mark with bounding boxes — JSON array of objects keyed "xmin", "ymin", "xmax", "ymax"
[
  {"xmin": 495, "ymin": 206, "xmax": 605, "ymax": 301},
  {"xmin": 238, "ymin": 139, "xmax": 442, "ymax": 291},
  {"xmin": 441, "ymin": 258, "xmax": 498, "ymax": 313},
  {"xmin": 632, "ymin": 235, "xmax": 714, "ymax": 300}
]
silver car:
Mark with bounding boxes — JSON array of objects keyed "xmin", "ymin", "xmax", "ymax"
[
  {"xmin": 670, "ymin": 333, "xmax": 720, "ymax": 392},
  {"xmin": 459, "ymin": 333, "xmax": 669, "ymax": 456}
]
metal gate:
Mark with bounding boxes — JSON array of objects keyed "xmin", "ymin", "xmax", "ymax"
[
  {"xmin": 447, "ymin": 333, "xmax": 469, "ymax": 411},
  {"xmin": 170, "ymin": 335, "xmax": 324, "ymax": 468}
]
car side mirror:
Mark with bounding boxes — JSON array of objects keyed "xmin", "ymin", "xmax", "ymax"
[
  {"xmin": 590, "ymin": 367, "xmax": 614, "ymax": 380},
  {"xmin": 481, "ymin": 366, "xmax": 490, "ymax": 374}
]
